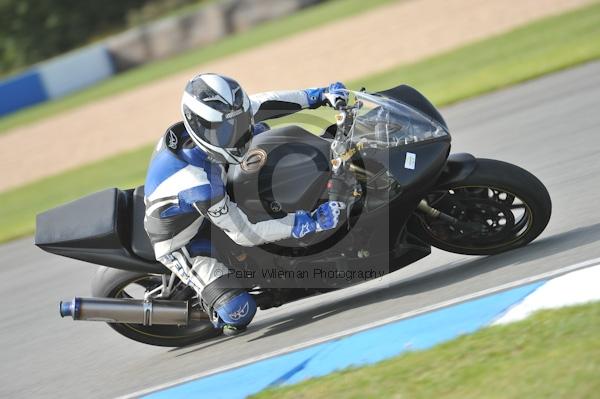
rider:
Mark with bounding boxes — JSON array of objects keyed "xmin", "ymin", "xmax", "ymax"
[{"xmin": 144, "ymin": 73, "xmax": 348, "ymax": 335}]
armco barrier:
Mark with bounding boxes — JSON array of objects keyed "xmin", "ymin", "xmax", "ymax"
[
  {"xmin": 105, "ymin": 3, "xmax": 228, "ymax": 71},
  {"xmin": 0, "ymin": 44, "xmax": 114, "ymax": 118},
  {"xmin": 105, "ymin": 0, "xmax": 322, "ymax": 71},
  {"xmin": 0, "ymin": 70, "xmax": 48, "ymax": 117},
  {"xmin": 229, "ymin": 0, "xmax": 320, "ymax": 32},
  {"xmin": 38, "ymin": 45, "xmax": 114, "ymax": 100}
]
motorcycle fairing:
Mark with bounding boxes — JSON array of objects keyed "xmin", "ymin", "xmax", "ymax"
[{"xmin": 372, "ymin": 139, "xmax": 451, "ymax": 193}]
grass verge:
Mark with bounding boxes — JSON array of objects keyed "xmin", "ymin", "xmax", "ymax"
[
  {"xmin": 1, "ymin": 2, "xmax": 600, "ymax": 243},
  {"xmin": 252, "ymin": 302, "xmax": 600, "ymax": 399},
  {"xmin": 0, "ymin": 0, "xmax": 397, "ymax": 135}
]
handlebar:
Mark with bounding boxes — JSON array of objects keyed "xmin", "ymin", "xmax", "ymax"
[{"xmin": 334, "ymin": 98, "xmax": 347, "ymax": 110}]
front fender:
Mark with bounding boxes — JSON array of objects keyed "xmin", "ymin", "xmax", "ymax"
[{"xmin": 435, "ymin": 153, "xmax": 477, "ymax": 187}]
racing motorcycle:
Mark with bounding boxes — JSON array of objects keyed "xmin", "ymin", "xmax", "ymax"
[{"xmin": 35, "ymin": 85, "xmax": 552, "ymax": 347}]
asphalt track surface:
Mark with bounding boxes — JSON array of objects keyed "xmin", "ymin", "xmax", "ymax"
[{"xmin": 2, "ymin": 61, "xmax": 600, "ymax": 398}]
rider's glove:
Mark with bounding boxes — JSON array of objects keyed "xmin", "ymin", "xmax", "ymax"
[
  {"xmin": 304, "ymin": 82, "xmax": 348, "ymax": 109},
  {"xmin": 291, "ymin": 201, "xmax": 346, "ymax": 238},
  {"xmin": 323, "ymin": 82, "xmax": 348, "ymax": 108}
]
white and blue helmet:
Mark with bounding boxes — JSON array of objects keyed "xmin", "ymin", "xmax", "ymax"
[{"xmin": 181, "ymin": 73, "xmax": 253, "ymax": 164}]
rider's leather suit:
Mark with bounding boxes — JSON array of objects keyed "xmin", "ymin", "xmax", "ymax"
[{"xmin": 144, "ymin": 89, "xmax": 327, "ymax": 327}]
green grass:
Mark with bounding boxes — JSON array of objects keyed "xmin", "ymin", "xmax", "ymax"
[
  {"xmin": 2, "ymin": 2, "xmax": 600, "ymax": 243},
  {"xmin": 252, "ymin": 302, "xmax": 600, "ymax": 399},
  {"xmin": 0, "ymin": 0, "xmax": 398, "ymax": 134}
]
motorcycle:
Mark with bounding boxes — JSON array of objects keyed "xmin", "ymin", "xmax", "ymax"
[{"xmin": 35, "ymin": 85, "xmax": 552, "ymax": 347}]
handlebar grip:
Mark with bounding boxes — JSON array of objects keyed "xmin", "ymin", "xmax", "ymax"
[{"xmin": 334, "ymin": 98, "xmax": 347, "ymax": 110}]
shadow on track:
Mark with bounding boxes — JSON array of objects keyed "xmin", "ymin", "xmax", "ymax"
[{"xmin": 173, "ymin": 223, "xmax": 600, "ymax": 355}]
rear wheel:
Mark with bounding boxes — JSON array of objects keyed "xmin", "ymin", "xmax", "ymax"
[
  {"xmin": 91, "ymin": 267, "xmax": 221, "ymax": 347},
  {"xmin": 412, "ymin": 158, "xmax": 551, "ymax": 255}
]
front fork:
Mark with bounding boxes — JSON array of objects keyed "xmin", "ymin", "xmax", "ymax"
[
  {"xmin": 417, "ymin": 199, "xmax": 459, "ymax": 224},
  {"xmin": 417, "ymin": 199, "xmax": 487, "ymax": 235}
]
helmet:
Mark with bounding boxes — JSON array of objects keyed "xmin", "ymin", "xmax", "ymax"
[{"xmin": 181, "ymin": 73, "xmax": 253, "ymax": 164}]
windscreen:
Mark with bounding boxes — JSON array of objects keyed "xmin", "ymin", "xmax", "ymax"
[{"xmin": 347, "ymin": 91, "xmax": 449, "ymax": 148}]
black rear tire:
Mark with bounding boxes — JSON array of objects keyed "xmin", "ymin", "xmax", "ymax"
[
  {"xmin": 412, "ymin": 158, "xmax": 551, "ymax": 255},
  {"xmin": 91, "ymin": 267, "xmax": 221, "ymax": 347}
]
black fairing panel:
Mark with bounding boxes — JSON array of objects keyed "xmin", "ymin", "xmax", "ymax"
[
  {"xmin": 357, "ymin": 139, "xmax": 450, "ymax": 236},
  {"xmin": 228, "ymin": 125, "xmax": 331, "ymax": 220},
  {"xmin": 35, "ymin": 188, "xmax": 164, "ymax": 273},
  {"xmin": 366, "ymin": 139, "xmax": 451, "ymax": 199},
  {"xmin": 435, "ymin": 152, "xmax": 477, "ymax": 187}
]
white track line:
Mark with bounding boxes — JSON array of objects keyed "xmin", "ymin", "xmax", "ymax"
[{"xmin": 120, "ymin": 256, "xmax": 600, "ymax": 398}]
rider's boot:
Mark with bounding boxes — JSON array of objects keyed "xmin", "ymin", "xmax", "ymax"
[{"xmin": 206, "ymin": 290, "xmax": 257, "ymax": 336}]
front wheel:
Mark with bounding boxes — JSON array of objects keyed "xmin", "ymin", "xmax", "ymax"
[
  {"xmin": 91, "ymin": 267, "xmax": 221, "ymax": 347},
  {"xmin": 412, "ymin": 158, "xmax": 551, "ymax": 255}
]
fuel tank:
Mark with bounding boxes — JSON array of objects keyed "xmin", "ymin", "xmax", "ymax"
[{"xmin": 227, "ymin": 125, "xmax": 332, "ymax": 221}]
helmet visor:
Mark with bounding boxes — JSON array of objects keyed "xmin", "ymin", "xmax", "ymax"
[{"xmin": 184, "ymin": 105, "xmax": 253, "ymax": 155}]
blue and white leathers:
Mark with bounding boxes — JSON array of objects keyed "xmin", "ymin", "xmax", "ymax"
[{"xmin": 144, "ymin": 88, "xmax": 343, "ymax": 329}]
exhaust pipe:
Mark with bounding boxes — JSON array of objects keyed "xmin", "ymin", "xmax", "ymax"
[{"xmin": 59, "ymin": 297, "xmax": 207, "ymax": 326}]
